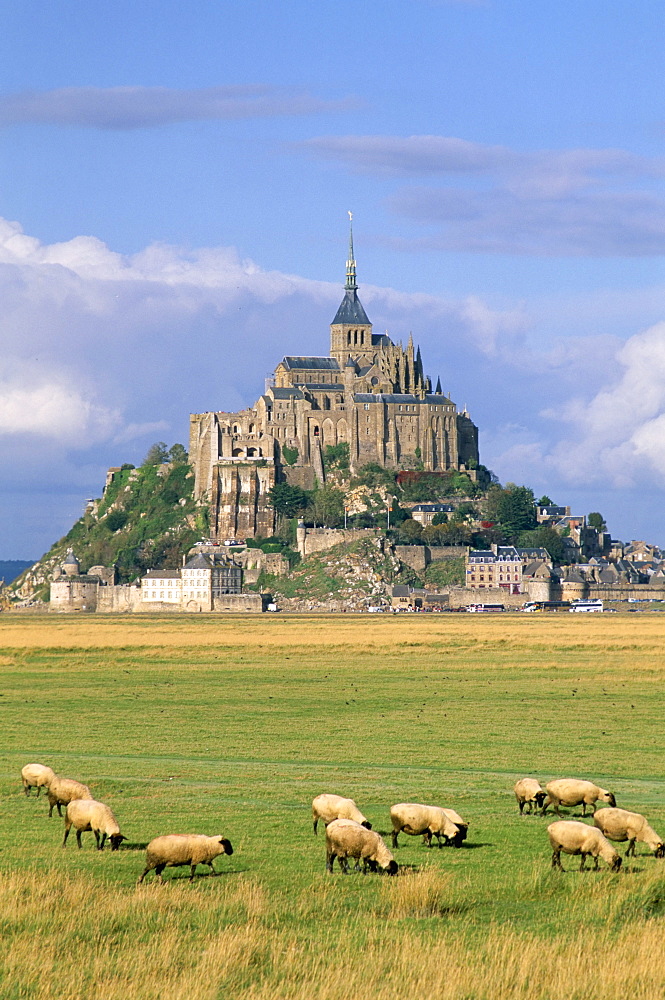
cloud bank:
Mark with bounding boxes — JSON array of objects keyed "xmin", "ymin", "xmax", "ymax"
[
  {"xmin": 0, "ymin": 85, "xmax": 355, "ymax": 130},
  {"xmin": 303, "ymin": 134, "xmax": 665, "ymax": 256},
  {"xmin": 1, "ymin": 215, "xmax": 665, "ymax": 554}
]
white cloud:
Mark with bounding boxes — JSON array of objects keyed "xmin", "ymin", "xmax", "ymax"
[
  {"xmin": 0, "ymin": 85, "xmax": 356, "ymax": 130},
  {"xmin": 537, "ymin": 322, "xmax": 665, "ymax": 486},
  {"xmin": 0, "ymin": 365, "xmax": 119, "ymax": 443}
]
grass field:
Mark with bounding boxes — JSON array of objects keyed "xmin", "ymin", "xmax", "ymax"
[{"xmin": 2, "ymin": 612, "xmax": 664, "ymax": 999}]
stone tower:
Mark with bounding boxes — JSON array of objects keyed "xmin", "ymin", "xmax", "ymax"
[{"xmin": 329, "ymin": 216, "xmax": 374, "ymax": 366}]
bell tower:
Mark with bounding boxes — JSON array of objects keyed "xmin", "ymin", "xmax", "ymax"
[{"xmin": 330, "ymin": 212, "xmax": 373, "ymax": 364}]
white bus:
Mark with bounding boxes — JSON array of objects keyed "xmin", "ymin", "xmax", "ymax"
[
  {"xmin": 569, "ymin": 599, "xmax": 603, "ymax": 613},
  {"xmin": 467, "ymin": 603, "xmax": 506, "ymax": 613}
]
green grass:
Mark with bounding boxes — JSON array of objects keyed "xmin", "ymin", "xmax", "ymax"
[{"xmin": 2, "ymin": 614, "xmax": 665, "ymax": 998}]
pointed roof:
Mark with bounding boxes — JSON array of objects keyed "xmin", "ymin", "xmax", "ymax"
[{"xmin": 331, "ymin": 213, "xmax": 371, "ymax": 326}]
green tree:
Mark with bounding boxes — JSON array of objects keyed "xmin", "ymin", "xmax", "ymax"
[
  {"xmin": 485, "ymin": 483, "xmax": 537, "ymax": 538},
  {"xmin": 431, "ymin": 511, "xmax": 449, "ymax": 526},
  {"xmin": 517, "ymin": 525, "xmax": 566, "ymax": 564},
  {"xmin": 450, "ymin": 502, "xmax": 478, "ymax": 524},
  {"xmin": 167, "ymin": 443, "xmax": 188, "ymax": 464},
  {"xmin": 588, "ymin": 512, "xmax": 607, "ymax": 531},
  {"xmin": 310, "ymin": 484, "xmax": 345, "ymax": 527},
  {"xmin": 537, "ymin": 495, "xmax": 553, "ymax": 506},
  {"xmin": 351, "ymin": 463, "xmax": 397, "ymax": 491},
  {"xmin": 267, "ymin": 483, "xmax": 311, "ymax": 519},
  {"xmin": 143, "ymin": 441, "xmax": 169, "ymax": 465},
  {"xmin": 281, "ymin": 445, "xmax": 299, "ymax": 466},
  {"xmin": 394, "ymin": 518, "xmax": 424, "ymax": 544},
  {"xmin": 323, "ymin": 442, "xmax": 350, "ymax": 472},
  {"xmin": 106, "ymin": 510, "xmax": 128, "ymax": 532}
]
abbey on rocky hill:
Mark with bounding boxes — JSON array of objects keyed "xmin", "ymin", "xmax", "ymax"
[{"xmin": 189, "ymin": 224, "xmax": 479, "ymax": 541}]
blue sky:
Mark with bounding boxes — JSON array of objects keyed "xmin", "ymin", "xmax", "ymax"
[{"xmin": 1, "ymin": 0, "xmax": 665, "ymax": 558}]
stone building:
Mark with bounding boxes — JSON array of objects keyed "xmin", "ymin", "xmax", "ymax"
[
  {"xmin": 465, "ymin": 546, "xmax": 523, "ymax": 594},
  {"xmin": 49, "ymin": 549, "xmax": 119, "ymax": 612},
  {"xmin": 189, "ymin": 226, "xmax": 479, "ymax": 542}
]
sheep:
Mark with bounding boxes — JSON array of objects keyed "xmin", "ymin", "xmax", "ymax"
[
  {"xmin": 325, "ymin": 819, "xmax": 398, "ymax": 875},
  {"xmin": 47, "ymin": 776, "xmax": 93, "ymax": 817},
  {"xmin": 390, "ymin": 802, "xmax": 460, "ymax": 849},
  {"xmin": 548, "ymin": 820, "xmax": 622, "ymax": 872},
  {"xmin": 593, "ymin": 807, "xmax": 665, "ymax": 859},
  {"xmin": 541, "ymin": 779, "xmax": 616, "ymax": 817},
  {"xmin": 62, "ymin": 799, "xmax": 127, "ymax": 851},
  {"xmin": 440, "ymin": 807, "xmax": 469, "ymax": 847},
  {"xmin": 21, "ymin": 764, "xmax": 55, "ymax": 797},
  {"xmin": 514, "ymin": 778, "xmax": 547, "ymax": 815},
  {"xmin": 312, "ymin": 794, "xmax": 371, "ymax": 835},
  {"xmin": 137, "ymin": 834, "xmax": 234, "ymax": 884}
]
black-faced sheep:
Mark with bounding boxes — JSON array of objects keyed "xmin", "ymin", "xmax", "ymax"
[
  {"xmin": 312, "ymin": 794, "xmax": 371, "ymax": 834},
  {"xmin": 325, "ymin": 819, "xmax": 397, "ymax": 875},
  {"xmin": 593, "ymin": 807, "xmax": 665, "ymax": 858},
  {"xmin": 47, "ymin": 777, "xmax": 93, "ymax": 817},
  {"xmin": 440, "ymin": 807, "xmax": 468, "ymax": 846},
  {"xmin": 548, "ymin": 820, "xmax": 622, "ymax": 872},
  {"xmin": 62, "ymin": 799, "xmax": 127, "ymax": 851},
  {"xmin": 390, "ymin": 802, "xmax": 460, "ymax": 849},
  {"xmin": 513, "ymin": 778, "xmax": 547, "ymax": 814},
  {"xmin": 21, "ymin": 763, "xmax": 55, "ymax": 796},
  {"xmin": 137, "ymin": 834, "xmax": 234, "ymax": 884},
  {"xmin": 542, "ymin": 779, "xmax": 616, "ymax": 817}
]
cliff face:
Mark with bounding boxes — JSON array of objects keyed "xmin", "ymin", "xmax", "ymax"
[{"xmin": 9, "ymin": 462, "xmax": 207, "ymax": 602}]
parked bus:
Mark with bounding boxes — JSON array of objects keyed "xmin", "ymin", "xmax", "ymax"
[
  {"xmin": 521, "ymin": 601, "xmax": 571, "ymax": 613},
  {"xmin": 569, "ymin": 599, "xmax": 604, "ymax": 613},
  {"xmin": 467, "ymin": 603, "xmax": 506, "ymax": 613}
]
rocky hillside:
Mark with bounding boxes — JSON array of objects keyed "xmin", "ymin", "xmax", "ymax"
[
  {"xmin": 10, "ymin": 461, "xmax": 206, "ymax": 602},
  {"xmin": 254, "ymin": 536, "xmax": 423, "ymax": 611}
]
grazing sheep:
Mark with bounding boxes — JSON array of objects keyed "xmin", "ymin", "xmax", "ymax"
[
  {"xmin": 47, "ymin": 776, "xmax": 93, "ymax": 817},
  {"xmin": 312, "ymin": 794, "xmax": 371, "ymax": 835},
  {"xmin": 62, "ymin": 799, "xmax": 127, "ymax": 851},
  {"xmin": 514, "ymin": 778, "xmax": 547, "ymax": 815},
  {"xmin": 137, "ymin": 834, "xmax": 234, "ymax": 884},
  {"xmin": 542, "ymin": 779, "xmax": 616, "ymax": 817},
  {"xmin": 440, "ymin": 807, "xmax": 469, "ymax": 847},
  {"xmin": 593, "ymin": 807, "xmax": 665, "ymax": 859},
  {"xmin": 21, "ymin": 764, "xmax": 55, "ymax": 797},
  {"xmin": 548, "ymin": 820, "xmax": 622, "ymax": 872},
  {"xmin": 390, "ymin": 802, "xmax": 460, "ymax": 849},
  {"xmin": 325, "ymin": 819, "xmax": 398, "ymax": 875}
]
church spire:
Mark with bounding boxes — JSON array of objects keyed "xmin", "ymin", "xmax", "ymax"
[{"xmin": 345, "ymin": 210, "xmax": 357, "ymax": 291}]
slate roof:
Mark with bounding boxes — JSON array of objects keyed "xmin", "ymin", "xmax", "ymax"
[
  {"xmin": 184, "ymin": 553, "xmax": 213, "ymax": 569},
  {"xmin": 298, "ymin": 383, "xmax": 345, "ymax": 391},
  {"xmin": 271, "ymin": 387, "xmax": 304, "ymax": 399},
  {"xmin": 371, "ymin": 333, "xmax": 393, "ymax": 347},
  {"xmin": 411, "ymin": 504, "xmax": 455, "ymax": 513},
  {"xmin": 353, "ymin": 393, "xmax": 454, "ymax": 405},
  {"xmin": 280, "ymin": 357, "xmax": 341, "ymax": 371},
  {"xmin": 332, "ymin": 289, "xmax": 371, "ymax": 326}
]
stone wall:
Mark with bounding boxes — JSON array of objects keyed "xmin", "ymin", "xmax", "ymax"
[
  {"xmin": 296, "ymin": 526, "xmax": 381, "ymax": 559},
  {"xmin": 50, "ymin": 578, "xmax": 100, "ymax": 613},
  {"xmin": 394, "ymin": 545, "xmax": 469, "ymax": 574},
  {"xmin": 213, "ymin": 593, "xmax": 265, "ymax": 612},
  {"xmin": 283, "ymin": 466, "xmax": 316, "ymax": 490},
  {"xmin": 445, "ymin": 586, "xmax": 525, "ymax": 609},
  {"xmin": 96, "ymin": 585, "xmax": 142, "ymax": 613}
]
